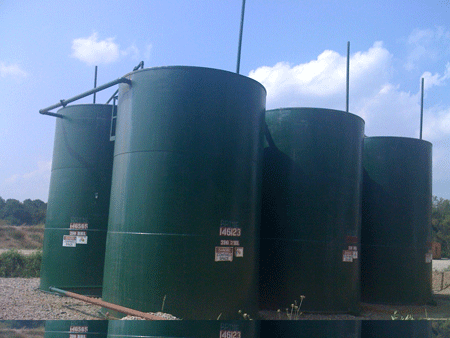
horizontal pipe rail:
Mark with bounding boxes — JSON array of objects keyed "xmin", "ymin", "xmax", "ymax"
[
  {"xmin": 39, "ymin": 77, "xmax": 131, "ymax": 116},
  {"xmin": 48, "ymin": 286, "xmax": 166, "ymax": 320}
]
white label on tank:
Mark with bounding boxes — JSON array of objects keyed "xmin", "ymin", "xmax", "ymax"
[
  {"xmin": 215, "ymin": 247, "xmax": 233, "ymax": 262},
  {"xmin": 63, "ymin": 235, "xmax": 77, "ymax": 247},
  {"xmin": 342, "ymin": 250, "xmax": 353, "ymax": 262},
  {"xmin": 76, "ymin": 236, "xmax": 88, "ymax": 244},
  {"xmin": 235, "ymin": 247, "xmax": 244, "ymax": 257}
]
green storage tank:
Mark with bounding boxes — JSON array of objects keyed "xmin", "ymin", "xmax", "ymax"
[
  {"xmin": 44, "ymin": 320, "xmax": 108, "ymax": 338},
  {"xmin": 101, "ymin": 66, "xmax": 266, "ymax": 319},
  {"xmin": 260, "ymin": 108, "xmax": 364, "ymax": 313},
  {"xmin": 361, "ymin": 137, "xmax": 433, "ymax": 304},
  {"xmin": 107, "ymin": 321, "xmax": 258, "ymax": 338},
  {"xmin": 40, "ymin": 104, "xmax": 115, "ymax": 295}
]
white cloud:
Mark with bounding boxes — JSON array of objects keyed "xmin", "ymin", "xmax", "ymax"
[
  {"xmin": 71, "ymin": 32, "xmax": 122, "ymax": 65},
  {"xmin": 71, "ymin": 33, "xmax": 150, "ymax": 66},
  {"xmin": 249, "ymin": 41, "xmax": 393, "ymax": 112},
  {"xmin": 422, "ymin": 106, "xmax": 450, "ymax": 141},
  {"xmin": 421, "ymin": 62, "xmax": 450, "ymax": 90},
  {"xmin": 122, "ymin": 44, "xmax": 140, "ymax": 60},
  {"xmin": 0, "ymin": 62, "xmax": 27, "ymax": 79},
  {"xmin": 353, "ymin": 83, "xmax": 420, "ymax": 137},
  {"xmin": 405, "ymin": 26, "xmax": 450, "ymax": 71}
]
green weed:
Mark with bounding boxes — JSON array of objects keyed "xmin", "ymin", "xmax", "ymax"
[
  {"xmin": 277, "ymin": 295, "xmax": 305, "ymax": 320},
  {"xmin": 0, "ymin": 249, "xmax": 42, "ymax": 277}
]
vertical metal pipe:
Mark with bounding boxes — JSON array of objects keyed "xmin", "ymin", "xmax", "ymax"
[
  {"xmin": 346, "ymin": 41, "xmax": 350, "ymax": 112},
  {"xmin": 420, "ymin": 77, "xmax": 424, "ymax": 140},
  {"xmin": 236, "ymin": 0, "xmax": 246, "ymax": 74},
  {"xmin": 93, "ymin": 66, "xmax": 98, "ymax": 104}
]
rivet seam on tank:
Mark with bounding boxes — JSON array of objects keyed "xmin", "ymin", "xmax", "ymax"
[{"xmin": 215, "ymin": 219, "xmax": 244, "ymax": 262}]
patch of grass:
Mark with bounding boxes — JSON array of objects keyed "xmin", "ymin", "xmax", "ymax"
[
  {"xmin": 277, "ymin": 296, "xmax": 305, "ymax": 320},
  {"xmin": 0, "ymin": 225, "xmax": 44, "ymax": 249},
  {"xmin": 0, "ymin": 249, "xmax": 42, "ymax": 277},
  {"xmin": 8, "ymin": 228, "xmax": 25, "ymax": 241},
  {"xmin": 29, "ymin": 233, "xmax": 43, "ymax": 242}
]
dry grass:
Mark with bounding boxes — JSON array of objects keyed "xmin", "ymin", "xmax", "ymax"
[{"xmin": 0, "ymin": 225, "xmax": 44, "ymax": 250}]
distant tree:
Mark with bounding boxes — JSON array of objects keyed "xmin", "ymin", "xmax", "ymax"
[
  {"xmin": 432, "ymin": 196, "xmax": 450, "ymax": 257},
  {"xmin": 0, "ymin": 196, "xmax": 46, "ymax": 225},
  {"xmin": 23, "ymin": 199, "xmax": 47, "ymax": 224},
  {"xmin": 2, "ymin": 199, "xmax": 32, "ymax": 225}
]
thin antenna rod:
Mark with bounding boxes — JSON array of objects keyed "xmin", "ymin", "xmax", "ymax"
[
  {"xmin": 236, "ymin": 0, "xmax": 246, "ymax": 74},
  {"xmin": 93, "ymin": 66, "xmax": 98, "ymax": 104},
  {"xmin": 420, "ymin": 77, "xmax": 424, "ymax": 140},
  {"xmin": 346, "ymin": 41, "xmax": 350, "ymax": 112}
]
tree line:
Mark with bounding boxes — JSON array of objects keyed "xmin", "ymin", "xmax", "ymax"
[{"xmin": 0, "ymin": 197, "xmax": 47, "ymax": 225}]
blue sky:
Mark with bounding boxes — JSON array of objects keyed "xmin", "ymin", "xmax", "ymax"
[{"xmin": 1, "ymin": 0, "xmax": 449, "ymax": 202}]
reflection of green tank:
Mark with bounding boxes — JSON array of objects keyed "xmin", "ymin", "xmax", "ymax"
[
  {"xmin": 260, "ymin": 108, "xmax": 364, "ymax": 313},
  {"xmin": 40, "ymin": 104, "xmax": 115, "ymax": 295},
  {"xmin": 361, "ymin": 137, "xmax": 433, "ymax": 304},
  {"xmin": 44, "ymin": 320, "xmax": 108, "ymax": 338},
  {"xmin": 101, "ymin": 66, "xmax": 266, "ymax": 319},
  {"xmin": 107, "ymin": 321, "xmax": 259, "ymax": 338},
  {"xmin": 260, "ymin": 321, "xmax": 361, "ymax": 338}
]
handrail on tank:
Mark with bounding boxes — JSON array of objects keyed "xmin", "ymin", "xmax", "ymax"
[{"xmin": 39, "ymin": 77, "xmax": 131, "ymax": 117}]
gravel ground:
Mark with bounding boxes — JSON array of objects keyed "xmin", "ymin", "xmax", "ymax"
[
  {"xmin": 1, "ymin": 277, "xmax": 450, "ymax": 320},
  {"xmin": 0, "ymin": 278, "xmax": 176, "ymax": 320},
  {"xmin": 0, "ymin": 278, "xmax": 102, "ymax": 320}
]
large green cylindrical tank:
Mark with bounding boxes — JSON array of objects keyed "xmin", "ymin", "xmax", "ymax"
[
  {"xmin": 361, "ymin": 137, "xmax": 433, "ymax": 304},
  {"xmin": 101, "ymin": 66, "xmax": 266, "ymax": 319},
  {"xmin": 107, "ymin": 321, "xmax": 258, "ymax": 338},
  {"xmin": 44, "ymin": 320, "xmax": 108, "ymax": 338},
  {"xmin": 40, "ymin": 104, "xmax": 115, "ymax": 295},
  {"xmin": 260, "ymin": 108, "xmax": 364, "ymax": 313}
]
